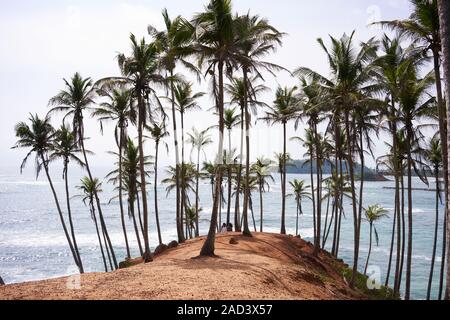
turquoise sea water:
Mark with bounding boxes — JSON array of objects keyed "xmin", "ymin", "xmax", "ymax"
[{"xmin": 0, "ymin": 166, "xmax": 446, "ymax": 300}]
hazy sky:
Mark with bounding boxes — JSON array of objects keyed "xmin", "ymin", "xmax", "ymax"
[{"xmin": 0, "ymin": 0, "xmax": 413, "ymax": 172}]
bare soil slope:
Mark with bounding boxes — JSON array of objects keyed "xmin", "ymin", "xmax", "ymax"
[{"xmin": 0, "ymin": 233, "xmax": 367, "ymax": 300}]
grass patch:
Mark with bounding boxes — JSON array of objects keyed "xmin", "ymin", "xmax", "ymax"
[{"xmin": 342, "ymin": 268, "xmax": 399, "ymax": 300}]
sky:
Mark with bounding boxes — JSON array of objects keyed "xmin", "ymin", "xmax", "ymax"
[{"xmin": 0, "ymin": 0, "xmax": 414, "ymax": 172}]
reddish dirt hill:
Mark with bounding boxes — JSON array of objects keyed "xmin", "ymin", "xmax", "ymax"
[{"xmin": 0, "ymin": 233, "xmax": 367, "ymax": 300}]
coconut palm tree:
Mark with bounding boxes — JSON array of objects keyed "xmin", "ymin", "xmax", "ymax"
[
  {"xmin": 223, "ymin": 107, "xmax": 240, "ymax": 226},
  {"xmin": 106, "ymin": 138, "xmax": 153, "ymax": 257},
  {"xmin": 93, "ymin": 85, "xmax": 135, "ymax": 259},
  {"xmin": 289, "ymin": 179, "xmax": 311, "ymax": 237},
  {"xmin": 48, "ymin": 72, "xmax": 118, "ymax": 269},
  {"xmin": 187, "ymin": 128, "xmax": 213, "ymax": 237},
  {"xmin": 297, "ymin": 32, "xmax": 378, "ymax": 285},
  {"xmin": 13, "ymin": 114, "xmax": 82, "ymax": 272},
  {"xmin": 398, "ymin": 65, "xmax": 435, "ymax": 299},
  {"xmin": 49, "ymin": 125, "xmax": 86, "ymax": 273},
  {"xmin": 193, "ymin": 0, "xmax": 237, "ymax": 256},
  {"xmin": 377, "ymin": 3, "xmax": 448, "ymax": 228},
  {"xmin": 225, "ymin": 77, "xmax": 268, "ymax": 232},
  {"xmin": 76, "ymin": 177, "xmax": 109, "ymax": 271},
  {"xmin": 437, "ymin": 0, "xmax": 450, "ymax": 301},
  {"xmin": 233, "ymin": 13, "xmax": 285, "ymax": 238},
  {"xmin": 149, "ymin": 9, "xmax": 198, "ymax": 244},
  {"xmin": 364, "ymin": 205, "xmax": 389, "ymax": 275},
  {"xmin": 147, "ymin": 121, "xmax": 169, "ymax": 245},
  {"xmin": 425, "ymin": 137, "xmax": 443, "ymax": 300},
  {"xmin": 261, "ymin": 86, "xmax": 299, "ymax": 235},
  {"xmin": 113, "ymin": 35, "xmax": 167, "ymax": 262},
  {"xmin": 252, "ymin": 158, "xmax": 274, "ymax": 232}
]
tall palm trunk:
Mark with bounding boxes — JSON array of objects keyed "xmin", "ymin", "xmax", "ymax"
[
  {"xmin": 227, "ymin": 130, "xmax": 232, "ymax": 225},
  {"xmin": 280, "ymin": 121, "xmax": 287, "ymax": 235},
  {"xmin": 91, "ymin": 200, "xmax": 108, "ymax": 272},
  {"xmin": 118, "ymin": 130, "xmax": 131, "ymax": 259},
  {"xmin": 181, "ymin": 112, "xmax": 188, "ymax": 239},
  {"xmin": 80, "ymin": 133, "xmax": 118, "ymax": 269},
  {"xmin": 170, "ymin": 71, "xmax": 184, "ymax": 244},
  {"xmin": 386, "ymin": 201, "xmax": 397, "ymax": 288},
  {"xmin": 398, "ymin": 171, "xmax": 406, "ymax": 291},
  {"xmin": 344, "ymin": 112, "xmax": 359, "ymax": 287},
  {"xmin": 259, "ymin": 178, "xmax": 264, "ymax": 233},
  {"xmin": 405, "ymin": 126, "xmax": 414, "ymax": 300},
  {"xmin": 130, "ymin": 196, "xmax": 144, "ymax": 256},
  {"xmin": 137, "ymin": 94, "xmax": 152, "ymax": 262},
  {"xmin": 63, "ymin": 160, "xmax": 83, "ymax": 273},
  {"xmin": 364, "ymin": 222, "xmax": 373, "ymax": 275},
  {"xmin": 438, "ymin": 0, "xmax": 450, "ymax": 300},
  {"xmin": 242, "ymin": 69, "xmax": 252, "ymax": 237},
  {"xmin": 154, "ymin": 140, "xmax": 163, "ymax": 245},
  {"xmin": 41, "ymin": 155, "xmax": 80, "ymax": 272},
  {"xmin": 314, "ymin": 124, "xmax": 321, "ymax": 254},
  {"xmin": 200, "ymin": 60, "xmax": 225, "ymax": 256},
  {"xmin": 234, "ymin": 107, "xmax": 244, "ymax": 232},
  {"xmin": 427, "ymin": 167, "xmax": 440, "ymax": 300},
  {"xmin": 195, "ymin": 148, "xmax": 201, "ymax": 237}
]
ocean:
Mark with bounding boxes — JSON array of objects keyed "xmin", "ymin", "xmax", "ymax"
[{"xmin": 0, "ymin": 165, "xmax": 446, "ymax": 300}]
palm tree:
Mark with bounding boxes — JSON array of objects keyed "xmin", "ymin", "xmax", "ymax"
[
  {"xmin": 261, "ymin": 86, "xmax": 299, "ymax": 235},
  {"xmin": 223, "ymin": 107, "xmax": 240, "ymax": 226},
  {"xmin": 398, "ymin": 65, "xmax": 435, "ymax": 299},
  {"xmin": 363, "ymin": 205, "xmax": 389, "ymax": 275},
  {"xmin": 147, "ymin": 121, "xmax": 169, "ymax": 245},
  {"xmin": 187, "ymin": 128, "xmax": 213, "ymax": 237},
  {"xmin": 48, "ymin": 73, "xmax": 118, "ymax": 269},
  {"xmin": 114, "ymin": 35, "xmax": 166, "ymax": 262},
  {"xmin": 76, "ymin": 177, "xmax": 109, "ymax": 272},
  {"xmin": 193, "ymin": 0, "xmax": 236, "ymax": 256},
  {"xmin": 233, "ymin": 13, "xmax": 285, "ymax": 238},
  {"xmin": 49, "ymin": 125, "xmax": 86, "ymax": 273},
  {"xmin": 437, "ymin": 0, "xmax": 450, "ymax": 301},
  {"xmin": 13, "ymin": 114, "xmax": 81, "ymax": 272},
  {"xmin": 377, "ymin": 3, "xmax": 448, "ymax": 234},
  {"xmin": 226, "ymin": 77, "xmax": 268, "ymax": 232},
  {"xmin": 106, "ymin": 138, "xmax": 153, "ymax": 257},
  {"xmin": 289, "ymin": 179, "xmax": 311, "ymax": 237},
  {"xmin": 93, "ymin": 84, "xmax": 135, "ymax": 259},
  {"xmin": 149, "ymin": 9, "xmax": 197, "ymax": 244},
  {"xmin": 297, "ymin": 32, "xmax": 378, "ymax": 285},
  {"xmin": 425, "ymin": 137, "xmax": 443, "ymax": 300},
  {"xmin": 252, "ymin": 158, "xmax": 274, "ymax": 232}
]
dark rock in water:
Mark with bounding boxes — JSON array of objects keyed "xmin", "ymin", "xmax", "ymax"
[
  {"xmin": 168, "ymin": 241, "xmax": 179, "ymax": 249},
  {"xmin": 229, "ymin": 238, "xmax": 239, "ymax": 245},
  {"xmin": 0, "ymin": 276, "xmax": 5, "ymax": 286},
  {"xmin": 154, "ymin": 244, "xmax": 169, "ymax": 256}
]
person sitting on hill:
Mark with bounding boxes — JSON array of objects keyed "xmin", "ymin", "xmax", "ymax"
[
  {"xmin": 227, "ymin": 223, "xmax": 233, "ymax": 232},
  {"xmin": 221, "ymin": 223, "xmax": 228, "ymax": 233}
]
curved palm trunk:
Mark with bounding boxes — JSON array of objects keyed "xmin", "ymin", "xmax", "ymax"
[
  {"xmin": 405, "ymin": 127, "xmax": 414, "ymax": 300},
  {"xmin": 130, "ymin": 197, "xmax": 144, "ymax": 256},
  {"xmin": 91, "ymin": 201, "xmax": 108, "ymax": 272},
  {"xmin": 154, "ymin": 141, "xmax": 163, "ymax": 245},
  {"xmin": 80, "ymin": 135, "xmax": 118, "ymax": 269},
  {"xmin": 427, "ymin": 168, "xmax": 440, "ymax": 300},
  {"xmin": 242, "ymin": 70, "xmax": 252, "ymax": 237},
  {"xmin": 227, "ymin": 130, "xmax": 232, "ymax": 225},
  {"xmin": 195, "ymin": 149, "xmax": 201, "ymax": 237},
  {"xmin": 63, "ymin": 160, "xmax": 83, "ymax": 273},
  {"xmin": 234, "ymin": 107, "xmax": 245, "ymax": 232},
  {"xmin": 322, "ymin": 192, "xmax": 331, "ymax": 247},
  {"xmin": 41, "ymin": 155, "xmax": 80, "ymax": 272},
  {"xmin": 398, "ymin": 172, "xmax": 406, "ymax": 292},
  {"xmin": 280, "ymin": 122, "xmax": 287, "ymax": 235},
  {"xmin": 170, "ymin": 71, "xmax": 185, "ymax": 244},
  {"xmin": 118, "ymin": 131, "xmax": 131, "ymax": 259},
  {"xmin": 200, "ymin": 61, "xmax": 225, "ymax": 256},
  {"xmin": 386, "ymin": 203, "xmax": 397, "ymax": 288},
  {"xmin": 136, "ymin": 193, "xmax": 145, "ymax": 237},
  {"xmin": 438, "ymin": 0, "xmax": 450, "ymax": 300},
  {"xmin": 137, "ymin": 94, "xmax": 153, "ymax": 262},
  {"xmin": 259, "ymin": 179, "xmax": 264, "ymax": 233},
  {"xmin": 364, "ymin": 223, "xmax": 373, "ymax": 275},
  {"xmin": 345, "ymin": 112, "xmax": 359, "ymax": 288}
]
